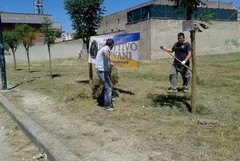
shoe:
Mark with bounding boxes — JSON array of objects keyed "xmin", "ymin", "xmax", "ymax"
[
  {"xmin": 104, "ymin": 107, "xmax": 114, "ymax": 112},
  {"xmin": 97, "ymin": 102, "xmax": 104, "ymax": 107},
  {"xmin": 167, "ymin": 88, "xmax": 177, "ymax": 93}
]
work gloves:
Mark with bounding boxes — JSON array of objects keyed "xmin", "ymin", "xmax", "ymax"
[
  {"xmin": 181, "ymin": 61, "xmax": 186, "ymax": 65},
  {"xmin": 161, "ymin": 46, "xmax": 186, "ymax": 65}
]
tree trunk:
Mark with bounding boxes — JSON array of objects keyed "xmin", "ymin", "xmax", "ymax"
[
  {"xmin": 86, "ymin": 40, "xmax": 93, "ymax": 83},
  {"xmin": 12, "ymin": 49, "xmax": 17, "ymax": 70},
  {"xmin": 48, "ymin": 45, "xmax": 52, "ymax": 78},
  {"xmin": 89, "ymin": 63, "xmax": 93, "ymax": 82},
  {"xmin": 26, "ymin": 48, "xmax": 31, "ymax": 72},
  {"xmin": 190, "ymin": 30, "xmax": 197, "ymax": 113}
]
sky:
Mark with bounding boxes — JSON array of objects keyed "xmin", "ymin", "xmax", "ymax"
[{"xmin": 0, "ymin": 0, "xmax": 239, "ymax": 33}]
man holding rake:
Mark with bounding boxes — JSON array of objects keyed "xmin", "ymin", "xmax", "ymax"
[{"xmin": 161, "ymin": 32, "xmax": 192, "ymax": 93}]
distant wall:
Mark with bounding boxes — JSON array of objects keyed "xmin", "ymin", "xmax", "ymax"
[
  {"xmin": 5, "ymin": 20, "xmax": 240, "ymax": 64},
  {"xmin": 126, "ymin": 19, "xmax": 240, "ymax": 60},
  {"xmin": 5, "ymin": 39, "xmax": 86, "ymax": 64}
]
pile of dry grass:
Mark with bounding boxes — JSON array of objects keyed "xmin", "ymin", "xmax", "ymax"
[{"xmin": 91, "ymin": 67, "xmax": 119, "ymax": 99}]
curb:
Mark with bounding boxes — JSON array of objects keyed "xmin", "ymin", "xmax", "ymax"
[{"xmin": 0, "ymin": 93, "xmax": 82, "ymax": 161}]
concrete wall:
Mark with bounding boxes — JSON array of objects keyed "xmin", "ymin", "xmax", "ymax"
[
  {"xmin": 5, "ymin": 39, "xmax": 86, "ymax": 64},
  {"xmin": 206, "ymin": 2, "xmax": 234, "ymax": 9},
  {"xmin": 195, "ymin": 20, "xmax": 240, "ymax": 54},
  {"xmin": 98, "ymin": 11, "xmax": 127, "ymax": 34},
  {"xmin": 5, "ymin": 19, "xmax": 239, "ymax": 64},
  {"xmin": 126, "ymin": 19, "xmax": 152, "ymax": 60},
  {"xmin": 125, "ymin": 19, "xmax": 240, "ymax": 60}
]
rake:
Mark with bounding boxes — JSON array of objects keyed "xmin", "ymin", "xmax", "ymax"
[{"xmin": 160, "ymin": 46, "xmax": 200, "ymax": 84}]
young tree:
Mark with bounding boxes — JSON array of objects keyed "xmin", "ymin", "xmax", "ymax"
[
  {"xmin": 169, "ymin": 0, "xmax": 212, "ymax": 113},
  {"xmin": 41, "ymin": 18, "xmax": 62, "ymax": 78},
  {"xmin": 3, "ymin": 30, "xmax": 20, "ymax": 70},
  {"xmin": 64, "ymin": 0, "xmax": 105, "ymax": 80},
  {"xmin": 15, "ymin": 24, "xmax": 36, "ymax": 72}
]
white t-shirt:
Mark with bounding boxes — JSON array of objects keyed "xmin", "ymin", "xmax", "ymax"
[{"xmin": 95, "ymin": 45, "xmax": 111, "ymax": 71}]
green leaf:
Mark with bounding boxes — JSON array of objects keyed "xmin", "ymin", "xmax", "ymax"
[{"xmin": 64, "ymin": 0, "xmax": 105, "ymax": 48}]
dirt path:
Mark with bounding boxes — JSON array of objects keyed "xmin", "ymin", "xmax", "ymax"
[
  {"xmin": 0, "ymin": 117, "xmax": 17, "ymax": 161},
  {"xmin": 0, "ymin": 107, "xmax": 46, "ymax": 161},
  {"xmin": 6, "ymin": 89, "xmax": 171, "ymax": 161}
]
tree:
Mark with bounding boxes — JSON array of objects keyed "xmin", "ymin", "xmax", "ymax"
[
  {"xmin": 64, "ymin": 0, "xmax": 105, "ymax": 80},
  {"xmin": 41, "ymin": 18, "xmax": 62, "ymax": 78},
  {"xmin": 169, "ymin": 0, "xmax": 212, "ymax": 113},
  {"xmin": 3, "ymin": 30, "xmax": 20, "ymax": 70},
  {"xmin": 15, "ymin": 24, "xmax": 36, "ymax": 72}
]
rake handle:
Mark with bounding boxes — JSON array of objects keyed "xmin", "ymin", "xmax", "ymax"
[
  {"xmin": 160, "ymin": 46, "xmax": 200, "ymax": 84},
  {"xmin": 160, "ymin": 46, "xmax": 192, "ymax": 72}
]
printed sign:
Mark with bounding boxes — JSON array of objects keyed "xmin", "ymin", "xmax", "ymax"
[
  {"xmin": 182, "ymin": 20, "xmax": 196, "ymax": 31},
  {"xmin": 88, "ymin": 32, "xmax": 140, "ymax": 68}
]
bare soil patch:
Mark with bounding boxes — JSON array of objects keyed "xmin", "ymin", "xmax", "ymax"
[
  {"xmin": 0, "ymin": 106, "xmax": 48, "ymax": 161},
  {"xmin": 5, "ymin": 89, "xmax": 172, "ymax": 161}
]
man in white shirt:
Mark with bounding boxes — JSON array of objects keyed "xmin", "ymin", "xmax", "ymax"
[{"xmin": 95, "ymin": 38, "xmax": 114, "ymax": 111}]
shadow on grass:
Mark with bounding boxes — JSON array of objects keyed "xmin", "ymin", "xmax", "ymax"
[
  {"xmin": 75, "ymin": 80, "xmax": 89, "ymax": 84},
  {"xmin": 113, "ymin": 87, "xmax": 135, "ymax": 95},
  {"xmin": 6, "ymin": 68, "xmax": 22, "ymax": 71},
  {"xmin": 8, "ymin": 77, "xmax": 40, "ymax": 90},
  {"xmin": 52, "ymin": 73, "xmax": 62, "ymax": 78},
  {"xmin": 8, "ymin": 82, "xmax": 23, "ymax": 90},
  {"xmin": 147, "ymin": 93, "xmax": 191, "ymax": 112},
  {"xmin": 30, "ymin": 70, "xmax": 40, "ymax": 73}
]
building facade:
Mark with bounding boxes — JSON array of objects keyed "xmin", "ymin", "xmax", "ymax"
[
  {"xmin": 97, "ymin": 0, "xmax": 240, "ymax": 59},
  {"xmin": 1, "ymin": 12, "xmax": 62, "ymax": 43}
]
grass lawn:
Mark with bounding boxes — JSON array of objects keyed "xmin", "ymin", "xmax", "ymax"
[{"xmin": 3, "ymin": 52, "xmax": 240, "ymax": 161}]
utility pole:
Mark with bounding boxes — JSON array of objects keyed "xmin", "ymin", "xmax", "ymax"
[{"xmin": 0, "ymin": 14, "xmax": 7, "ymax": 90}]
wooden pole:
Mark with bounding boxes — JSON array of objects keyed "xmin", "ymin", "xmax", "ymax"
[
  {"xmin": 190, "ymin": 30, "xmax": 197, "ymax": 113},
  {"xmin": 89, "ymin": 63, "xmax": 93, "ymax": 82}
]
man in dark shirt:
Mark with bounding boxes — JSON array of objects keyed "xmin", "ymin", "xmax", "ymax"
[{"xmin": 161, "ymin": 32, "xmax": 192, "ymax": 93}]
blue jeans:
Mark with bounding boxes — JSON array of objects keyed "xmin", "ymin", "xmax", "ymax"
[{"xmin": 97, "ymin": 71, "xmax": 112, "ymax": 108}]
